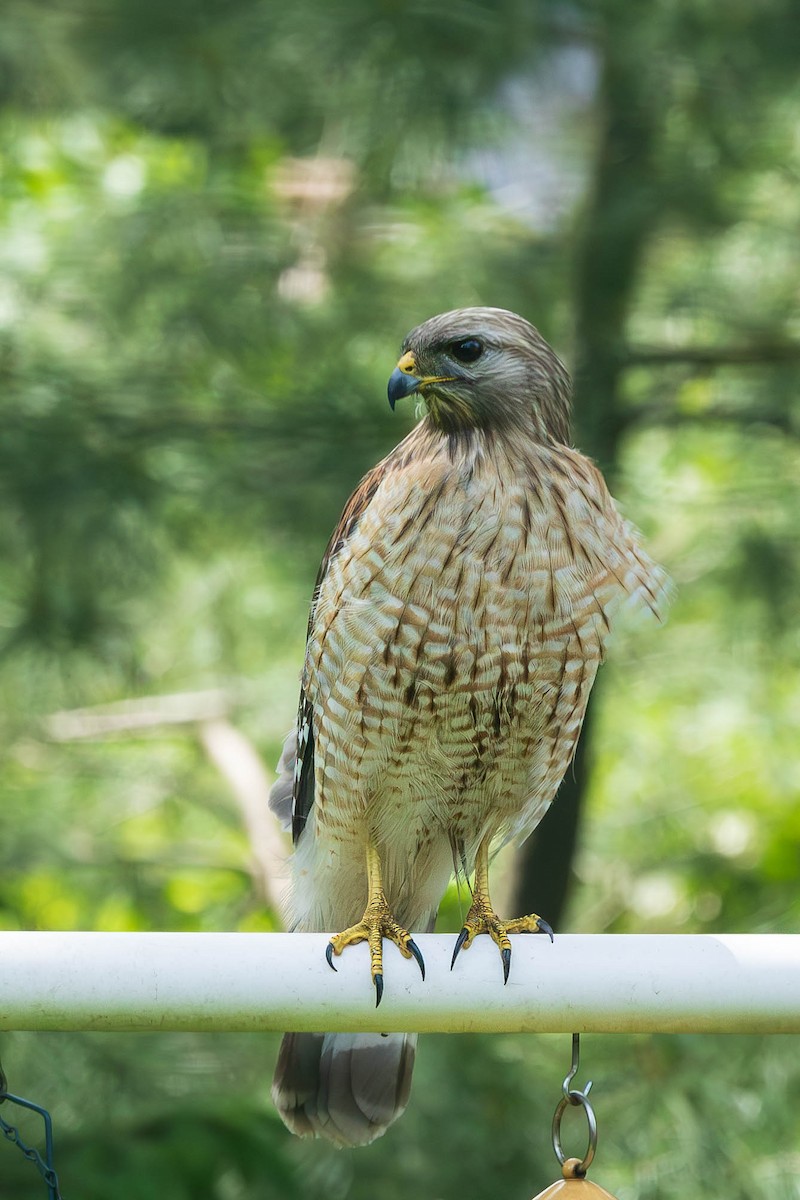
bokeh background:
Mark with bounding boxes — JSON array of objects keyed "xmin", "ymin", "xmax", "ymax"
[{"xmin": 1, "ymin": 2, "xmax": 800, "ymax": 1197}]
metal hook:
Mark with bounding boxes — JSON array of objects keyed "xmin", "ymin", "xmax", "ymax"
[
  {"xmin": 552, "ymin": 1033, "xmax": 598, "ymax": 1176},
  {"xmin": 562, "ymin": 1032, "xmax": 593, "ymax": 1102}
]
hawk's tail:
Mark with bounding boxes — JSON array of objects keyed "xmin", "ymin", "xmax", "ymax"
[{"xmin": 271, "ymin": 1030, "xmax": 416, "ymax": 1147}]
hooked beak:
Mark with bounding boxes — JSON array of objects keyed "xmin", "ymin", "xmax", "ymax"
[
  {"xmin": 387, "ymin": 350, "xmax": 455, "ymax": 410},
  {"xmin": 387, "ymin": 366, "xmax": 422, "ymax": 410}
]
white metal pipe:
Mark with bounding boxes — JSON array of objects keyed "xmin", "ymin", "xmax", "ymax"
[{"xmin": 0, "ymin": 932, "xmax": 797, "ymax": 1035}]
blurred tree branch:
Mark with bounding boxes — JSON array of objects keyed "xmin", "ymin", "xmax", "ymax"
[
  {"xmin": 632, "ymin": 405, "xmax": 799, "ymax": 437},
  {"xmin": 199, "ymin": 719, "xmax": 290, "ymax": 914},
  {"xmin": 45, "ymin": 693, "xmax": 289, "ymax": 913},
  {"xmin": 625, "ymin": 342, "xmax": 800, "ymax": 366}
]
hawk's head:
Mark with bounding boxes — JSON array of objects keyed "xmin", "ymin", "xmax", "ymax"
[{"xmin": 387, "ymin": 307, "xmax": 571, "ymax": 443}]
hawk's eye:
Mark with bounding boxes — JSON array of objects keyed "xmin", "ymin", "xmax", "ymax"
[{"xmin": 449, "ymin": 337, "xmax": 483, "ymax": 364}]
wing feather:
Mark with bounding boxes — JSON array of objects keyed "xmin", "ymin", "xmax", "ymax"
[
  {"xmin": 291, "ymin": 691, "xmax": 315, "ymax": 843},
  {"xmin": 282, "ymin": 454, "xmax": 397, "ymax": 844}
]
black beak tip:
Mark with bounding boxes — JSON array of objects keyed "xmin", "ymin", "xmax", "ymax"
[{"xmin": 387, "ymin": 367, "xmax": 421, "ymax": 410}]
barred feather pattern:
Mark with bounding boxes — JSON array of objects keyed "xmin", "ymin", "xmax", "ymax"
[
  {"xmin": 270, "ymin": 308, "xmax": 669, "ymax": 1147},
  {"xmin": 284, "ymin": 423, "xmax": 668, "ymax": 936}
]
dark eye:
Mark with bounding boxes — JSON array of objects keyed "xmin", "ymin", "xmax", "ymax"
[{"xmin": 449, "ymin": 337, "xmax": 483, "ymax": 364}]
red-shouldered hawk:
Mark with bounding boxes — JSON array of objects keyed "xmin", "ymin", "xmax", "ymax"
[{"xmin": 270, "ymin": 307, "xmax": 668, "ymax": 1146}]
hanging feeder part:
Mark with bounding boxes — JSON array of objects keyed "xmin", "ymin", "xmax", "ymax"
[
  {"xmin": 530, "ymin": 1034, "xmax": 622, "ymax": 1200},
  {"xmin": 531, "ymin": 1157, "xmax": 620, "ymax": 1198},
  {"xmin": 0, "ymin": 1056, "xmax": 64, "ymax": 1199}
]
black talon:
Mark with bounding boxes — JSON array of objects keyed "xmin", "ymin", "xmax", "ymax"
[
  {"xmin": 537, "ymin": 918, "xmax": 555, "ymax": 943},
  {"xmin": 325, "ymin": 942, "xmax": 337, "ymax": 972},
  {"xmin": 374, "ymin": 972, "xmax": 384, "ymax": 1007},
  {"xmin": 502, "ymin": 945, "xmax": 511, "ymax": 984},
  {"xmin": 451, "ymin": 927, "xmax": 470, "ymax": 970},
  {"xmin": 408, "ymin": 938, "xmax": 426, "ymax": 981}
]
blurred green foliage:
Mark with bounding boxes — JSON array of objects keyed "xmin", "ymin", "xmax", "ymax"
[{"xmin": 1, "ymin": 1, "xmax": 800, "ymax": 1197}]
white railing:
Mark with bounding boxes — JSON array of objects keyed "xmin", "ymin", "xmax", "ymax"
[{"xmin": 1, "ymin": 932, "xmax": 797, "ymax": 1034}]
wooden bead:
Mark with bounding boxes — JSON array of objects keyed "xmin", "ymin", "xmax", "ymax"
[{"xmin": 530, "ymin": 1159, "xmax": 622, "ymax": 1199}]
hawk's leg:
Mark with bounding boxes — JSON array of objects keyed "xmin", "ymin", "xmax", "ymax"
[
  {"xmin": 451, "ymin": 833, "xmax": 554, "ymax": 984},
  {"xmin": 325, "ymin": 842, "xmax": 425, "ymax": 1007}
]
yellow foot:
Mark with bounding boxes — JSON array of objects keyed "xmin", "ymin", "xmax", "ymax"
[
  {"xmin": 451, "ymin": 833, "xmax": 554, "ymax": 983},
  {"xmin": 451, "ymin": 898, "xmax": 554, "ymax": 984},
  {"xmin": 324, "ymin": 843, "xmax": 425, "ymax": 1005},
  {"xmin": 325, "ymin": 895, "xmax": 425, "ymax": 1007}
]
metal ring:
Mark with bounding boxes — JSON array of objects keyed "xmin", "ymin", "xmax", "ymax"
[{"xmin": 552, "ymin": 1089, "xmax": 597, "ymax": 1175}]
